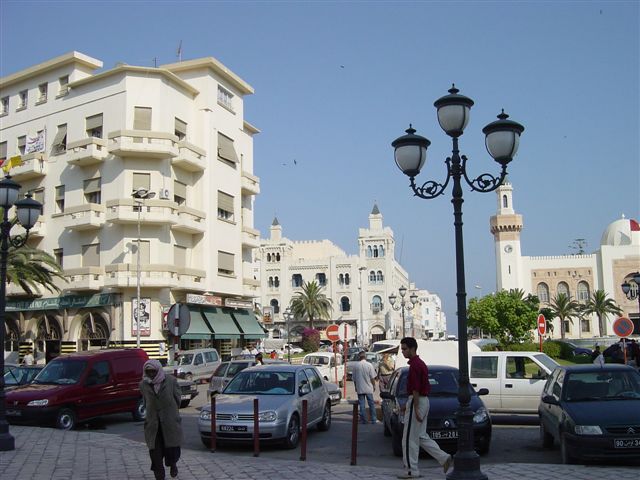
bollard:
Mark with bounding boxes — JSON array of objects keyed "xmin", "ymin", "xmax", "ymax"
[
  {"xmin": 300, "ymin": 399, "xmax": 308, "ymax": 461},
  {"xmin": 210, "ymin": 394, "xmax": 216, "ymax": 452},
  {"xmin": 350, "ymin": 402, "xmax": 358, "ymax": 465},
  {"xmin": 253, "ymin": 398, "xmax": 260, "ymax": 457}
]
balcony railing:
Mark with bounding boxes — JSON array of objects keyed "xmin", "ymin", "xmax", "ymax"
[
  {"xmin": 171, "ymin": 205, "xmax": 206, "ymax": 234},
  {"xmin": 106, "ymin": 199, "xmax": 178, "ymax": 225},
  {"xmin": 108, "ymin": 130, "xmax": 178, "ymax": 159},
  {"xmin": 8, "ymin": 153, "xmax": 47, "ymax": 181},
  {"xmin": 64, "ymin": 267, "xmax": 105, "ymax": 292},
  {"xmin": 67, "ymin": 137, "xmax": 108, "ymax": 166},
  {"xmin": 103, "ymin": 263, "xmax": 179, "ymax": 289},
  {"xmin": 172, "ymin": 267, "xmax": 207, "ymax": 291},
  {"xmin": 241, "ymin": 226, "xmax": 260, "ymax": 248},
  {"xmin": 172, "ymin": 141, "xmax": 207, "ymax": 172},
  {"xmin": 241, "ymin": 171, "xmax": 260, "ymax": 195},
  {"xmin": 63, "ymin": 204, "xmax": 106, "ymax": 230}
]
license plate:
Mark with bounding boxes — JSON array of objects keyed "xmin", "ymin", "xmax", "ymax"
[
  {"xmin": 431, "ymin": 430, "xmax": 458, "ymax": 439},
  {"xmin": 614, "ymin": 438, "xmax": 640, "ymax": 448},
  {"xmin": 6, "ymin": 409, "xmax": 21, "ymax": 416},
  {"xmin": 220, "ymin": 425, "xmax": 247, "ymax": 432},
  {"xmin": 180, "ymin": 394, "xmax": 191, "ymax": 400}
]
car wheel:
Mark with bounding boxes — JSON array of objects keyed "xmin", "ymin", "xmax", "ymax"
[
  {"xmin": 540, "ymin": 423, "xmax": 554, "ymax": 448},
  {"xmin": 283, "ymin": 414, "xmax": 300, "ymax": 449},
  {"xmin": 132, "ymin": 398, "xmax": 146, "ymax": 421},
  {"xmin": 317, "ymin": 402, "xmax": 331, "ymax": 431},
  {"xmin": 180, "ymin": 400, "xmax": 190, "ymax": 408},
  {"xmin": 56, "ymin": 408, "xmax": 77, "ymax": 430},
  {"xmin": 560, "ymin": 433, "xmax": 574, "ymax": 464},
  {"xmin": 391, "ymin": 425, "xmax": 403, "ymax": 457},
  {"xmin": 383, "ymin": 420, "xmax": 391, "ymax": 437}
]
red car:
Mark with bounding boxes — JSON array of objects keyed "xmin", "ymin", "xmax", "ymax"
[{"xmin": 5, "ymin": 348, "xmax": 148, "ymax": 430}]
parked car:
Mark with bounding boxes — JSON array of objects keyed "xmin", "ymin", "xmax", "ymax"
[
  {"xmin": 176, "ymin": 377, "xmax": 198, "ymax": 408},
  {"xmin": 3, "ymin": 365, "xmax": 44, "ymax": 391},
  {"xmin": 5, "ymin": 348, "xmax": 148, "ymax": 430},
  {"xmin": 283, "ymin": 344, "xmax": 303, "ymax": 354},
  {"xmin": 163, "ymin": 348, "xmax": 221, "ymax": 382},
  {"xmin": 346, "ymin": 352, "xmax": 380, "ymax": 380},
  {"xmin": 302, "ymin": 352, "xmax": 345, "ymax": 387},
  {"xmin": 208, "ymin": 359, "xmax": 288, "ymax": 397},
  {"xmin": 538, "ymin": 364, "xmax": 640, "ymax": 463},
  {"xmin": 546, "ymin": 340, "xmax": 593, "ymax": 358},
  {"xmin": 380, "ymin": 366, "xmax": 492, "ymax": 456},
  {"xmin": 324, "ymin": 380, "xmax": 341, "ymax": 405},
  {"xmin": 198, "ymin": 364, "xmax": 332, "ymax": 449}
]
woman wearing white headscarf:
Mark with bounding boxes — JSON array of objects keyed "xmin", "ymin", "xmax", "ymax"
[{"xmin": 140, "ymin": 359, "xmax": 183, "ymax": 480}]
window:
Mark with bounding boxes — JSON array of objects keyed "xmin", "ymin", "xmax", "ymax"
[
  {"xmin": 292, "ymin": 274, "xmax": 303, "ymax": 288},
  {"xmin": 316, "ymin": 272, "xmax": 326, "ymax": 286},
  {"xmin": 379, "ymin": 245, "xmax": 385, "ymax": 257},
  {"xmin": 371, "ymin": 295, "xmax": 382, "ymax": 312},
  {"xmin": 133, "ymin": 106, "xmax": 152, "ymax": 130},
  {"xmin": 58, "ymin": 75, "xmax": 69, "ymax": 96},
  {"xmin": 376, "ymin": 270, "xmax": 384, "ymax": 283},
  {"xmin": 55, "ymin": 185, "xmax": 65, "ymax": 213},
  {"xmin": 217, "ymin": 132, "xmax": 238, "ymax": 166},
  {"xmin": 38, "ymin": 83, "xmax": 48, "ymax": 103},
  {"xmin": 83, "ymin": 177, "xmax": 101, "ymax": 204},
  {"xmin": 85, "ymin": 113, "xmax": 103, "ymax": 138},
  {"xmin": 563, "ymin": 320, "xmax": 571, "ymax": 335},
  {"xmin": 266, "ymin": 253, "xmax": 271, "ymax": 262},
  {"xmin": 502, "ymin": 195, "xmax": 508, "ymax": 208},
  {"xmin": 218, "ymin": 251, "xmax": 234, "ymax": 276},
  {"xmin": 367, "ymin": 245, "xmax": 372, "ymax": 257},
  {"xmin": 270, "ymin": 299, "xmax": 280, "ymax": 314},
  {"xmin": 217, "ymin": 85, "xmax": 234, "ymax": 111},
  {"xmin": 373, "ymin": 245, "xmax": 379, "ymax": 258},
  {"xmin": 268, "ymin": 276, "xmax": 274, "ymax": 288},
  {"xmin": 305, "ymin": 368, "xmax": 323, "ymax": 390},
  {"xmin": 274, "ymin": 276, "xmax": 279, "ymax": 288},
  {"xmin": 1, "ymin": 96, "xmax": 8, "ymax": 115},
  {"xmin": 82, "ymin": 243, "xmax": 100, "ymax": 267},
  {"xmin": 340, "ymin": 296, "xmax": 351, "ymax": 312},
  {"xmin": 17, "ymin": 136, "xmax": 26, "ymax": 155},
  {"xmin": 174, "ymin": 245, "xmax": 187, "ymax": 267},
  {"xmin": 132, "ymin": 172, "xmax": 151, "ymax": 194},
  {"xmin": 577, "ymin": 281, "xmax": 590, "ymax": 302},
  {"xmin": 557, "ymin": 282, "xmax": 570, "ymax": 297},
  {"xmin": 174, "ymin": 181, "xmax": 186, "ymax": 206},
  {"xmin": 275, "ymin": 253, "xmax": 281, "ymax": 262},
  {"xmin": 174, "ymin": 117, "xmax": 187, "ymax": 141},
  {"xmin": 344, "ymin": 273, "xmax": 350, "ymax": 286},
  {"xmin": 369, "ymin": 271, "xmax": 376, "ymax": 283},
  {"xmin": 0, "ymin": 142, "xmax": 5, "ymax": 166},
  {"xmin": 581, "ymin": 318, "xmax": 591, "ymax": 333},
  {"xmin": 470, "ymin": 356, "xmax": 498, "ymax": 378},
  {"xmin": 87, "ymin": 361, "xmax": 110, "ymax": 386},
  {"xmin": 537, "ymin": 283, "xmax": 549, "ymax": 303},
  {"xmin": 52, "ymin": 124, "xmax": 67, "ymax": 154},
  {"xmin": 506, "ymin": 356, "xmax": 538, "ymax": 380},
  {"xmin": 338, "ymin": 274, "xmax": 344, "ymax": 286},
  {"xmin": 217, "ymin": 191, "xmax": 234, "ymax": 221},
  {"xmin": 18, "ymin": 90, "xmax": 28, "ymax": 109}
]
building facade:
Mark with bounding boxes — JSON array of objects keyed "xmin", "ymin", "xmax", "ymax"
[
  {"xmin": 413, "ymin": 288, "xmax": 447, "ymax": 340},
  {"xmin": 491, "ymin": 181, "xmax": 640, "ymax": 338},
  {"xmin": 0, "ymin": 51, "xmax": 264, "ymax": 363}
]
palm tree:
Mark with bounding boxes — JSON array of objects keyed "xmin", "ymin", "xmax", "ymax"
[
  {"xmin": 6, "ymin": 245, "xmax": 66, "ymax": 295},
  {"xmin": 548, "ymin": 293, "xmax": 581, "ymax": 340},
  {"xmin": 289, "ymin": 280, "xmax": 332, "ymax": 329},
  {"xmin": 582, "ymin": 290, "xmax": 622, "ymax": 337}
]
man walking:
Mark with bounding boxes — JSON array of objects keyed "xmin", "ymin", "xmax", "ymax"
[
  {"xmin": 398, "ymin": 337, "xmax": 452, "ymax": 479},
  {"xmin": 351, "ymin": 351, "xmax": 378, "ymax": 424}
]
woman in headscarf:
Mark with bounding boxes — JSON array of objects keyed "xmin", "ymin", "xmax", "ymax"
[{"xmin": 140, "ymin": 359, "xmax": 183, "ymax": 480}]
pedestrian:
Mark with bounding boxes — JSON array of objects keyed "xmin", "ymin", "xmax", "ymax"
[
  {"xmin": 140, "ymin": 359, "xmax": 182, "ymax": 480},
  {"xmin": 592, "ymin": 346, "xmax": 605, "ymax": 367},
  {"xmin": 250, "ymin": 344, "xmax": 259, "ymax": 355},
  {"xmin": 351, "ymin": 351, "xmax": 378, "ymax": 424},
  {"xmin": 255, "ymin": 352, "xmax": 264, "ymax": 365},
  {"xmin": 328, "ymin": 343, "xmax": 334, "ymax": 353},
  {"xmin": 337, "ymin": 342, "xmax": 344, "ymax": 354},
  {"xmin": 628, "ymin": 339, "xmax": 639, "ymax": 368},
  {"xmin": 22, "ymin": 349, "xmax": 35, "ymax": 366},
  {"xmin": 378, "ymin": 352, "xmax": 394, "ymax": 391},
  {"xmin": 241, "ymin": 345, "xmax": 250, "ymax": 355},
  {"xmin": 397, "ymin": 337, "xmax": 452, "ymax": 479},
  {"xmin": 270, "ymin": 350, "xmax": 277, "ymax": 360}
]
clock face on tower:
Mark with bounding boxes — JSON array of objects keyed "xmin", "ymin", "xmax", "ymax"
[{"xmin": 504, "ymin": 245, "xmax": 513, "ymax": 253}]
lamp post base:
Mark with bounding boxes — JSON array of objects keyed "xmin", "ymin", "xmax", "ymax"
[
  {"xmin": 446, "ymin": 407, "xmax": 487, "ymax": 480},
  {"xmin": 0, "ymin": 430, "xmax": 15, "ymax": 451}
]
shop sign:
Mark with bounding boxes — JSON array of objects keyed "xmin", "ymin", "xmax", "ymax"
[
  {"xmin": 6, "ymin": 293, "xmax": 117, "ymax": 312},
  {"xmin": 186, "ymin": 293, "xmax": 223, "ymax": 306},
  {"xmin": 225, "ymin": 298, "xmax": 253, "ymax": 309}
]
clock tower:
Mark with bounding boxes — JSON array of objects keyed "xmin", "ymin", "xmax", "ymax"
[{"xmin": 490, "ymin": 180, "xmax": 524, "ymax": 291}]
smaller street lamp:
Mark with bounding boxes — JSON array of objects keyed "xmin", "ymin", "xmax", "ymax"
[
  {"xmin": 389, "ymin": 286, "xmax": 418, "ymax": 337},
  {"xmin": 621, "ymin": 272, "xmax": 640, "ymax": 314}
]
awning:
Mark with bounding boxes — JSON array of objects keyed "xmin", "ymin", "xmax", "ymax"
[
  {"xmin": 232, "ymin": 309, "xmax": 267, "ymax": 339},
  {"xmin": 202, "ymin": 308, "xmax": 242, "ymax": 340},
  {"xmin": 181, "ymin": 310, "xmax": 214, "ymax": 340}
]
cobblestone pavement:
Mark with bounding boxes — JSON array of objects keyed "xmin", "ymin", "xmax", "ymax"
[{"xmin": 0, "ymin": 426, "xmax": 637, "ymax": 480}]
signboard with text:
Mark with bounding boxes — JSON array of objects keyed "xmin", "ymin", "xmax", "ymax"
[
  {"xmin": 132, "ymin": 297, "xmax": 151, "ymax": 336},
  {"xmin": 186, "ymin": 293, "xmax": 223, "ymax": 306}
]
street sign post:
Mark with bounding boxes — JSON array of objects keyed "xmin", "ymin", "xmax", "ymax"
[
  {"xmin": 167, "ymin": 303, "xmax": 190, "ymax": 369},
  {"xmin": 338, "ymin": 322, "xmax": 352, "ymax": 342},
  {"xmin": 613, "ymin": 317, "xmax": 634, "ymax": 364},
  {"xmin": 537, "ymin": 314, "xmax": 546, "ymax": 352}
]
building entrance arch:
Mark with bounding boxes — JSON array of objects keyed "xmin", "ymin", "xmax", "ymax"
[
  {"xmin": 35, "ymin": 315, "xmax": 63, "ymax": 363},
  {"xmin": 3, "ymin": 317, "xmax": 20, "ymax": 353},
  {"xmin": 78, "ymin": 312, "xmax": 110, "ymax": 350},
  {"xmin": 370, "ymin": 324, "xmax": 386, "ymax": 343}
]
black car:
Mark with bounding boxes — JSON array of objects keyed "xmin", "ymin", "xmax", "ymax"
[
  {"xmin": 380, "ymin": 365, "xmax": 492, "ymax": 456},
  {"xmin": 539, "ymin": 364, "xmax": 640, "ymax": 464},
  {"xmin": 4, "ymin": 365, "xmax": 44, "ymax": 391}
]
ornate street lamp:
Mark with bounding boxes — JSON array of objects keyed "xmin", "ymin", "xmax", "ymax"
[
  {"xmin": 132, "ymin": 187, "xmax": 155, "ymax": 348},
  {"xmin": 391, "ymin": 85, "xmax": 524, "ymax": 480},
  {"xmin": 389, "ymin": 286, "xmax": 418, "ymax": 337},
  {"xmin": 0, "ymin": 175, "xmax": 43, "ymax": 451},
  {"xmin": 283, "ymin": 307, "xmax": 293, "ymax": 363},
  {"xmin": 621, "ymin": 271, "xmax": 640, "ymax": 315}
]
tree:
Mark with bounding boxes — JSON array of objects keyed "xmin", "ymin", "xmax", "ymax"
[
  {"xmin": 289, "ymin": 280, "xmax": 332, "ymax": 329},
  {"xmin": 467, "ymin": 290, "xmax": 539, "ymax": 345},
  {"xmin": 548, "ymin": 293, "xmax": 581, "ymax": 340},
  {"xmin": 6, "ymin": 245, "xmax": 66, "ymax": 295},
  {"xmin": 582, "ymin": 290, "xmax": 622, "ymax": 337}
]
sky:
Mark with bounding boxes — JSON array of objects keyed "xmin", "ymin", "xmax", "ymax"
[{"xmin": 1, "ymin": 1, "xmax": 638, "ymax": 335}]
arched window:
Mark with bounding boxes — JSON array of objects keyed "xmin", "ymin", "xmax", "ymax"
[
  {"xmin": 276, "ymin": 253, "xmax": 281, "ymax": 262},
  {"xmin": 367, "ymin": 246, "xmax": 372, "ymax": 257},
  {"xmin": 266, "ymin": 253, "xmax": 271, "ymax": 262},
  {"xmin": 270, "ymin": 299, "xmax": 280, "ymax": 314},
  {"xmin": 379, "ymin": 245, "xmax": 385, "ymax": 257},
  {"xmin": 373, "ymin": 246, "xmax": 379, "ymax": 257},
  {"xmin": 502, "ymin": 195, "xmax": 508, "ymax": 208},
  {"xmin": 557, "ymin": 282, "xmax": 570, "ymax": 297},
  {"xmin": 340, "ymin": 296, "xmax": 351, "ymax": 312},
  {"xmin": 536, "ymin": 282, "xmax": 549, "ymax": 303},
  {"xmin": 338, "ymin": 274, "xmax": 344, "ymax": 286},
  {"xmin": 316, "ymin": 272, "xmax": 327, "ymax": 286},
  {"xmin": 344, "ymin": 273, "xmax": 350, "ymax": 286},
  {"xmin": 577, "ymin": 281, "xmax": 590, "ymax": 302},
  {"xmin": 376, "ymin": 270, "xmax": 384, "ymax": 283},
  {"xmin": 292, "ymin": 274, "xmax": 303, "ymax": 287},
  {"xmin": 274, "ymin": 276, "xmax": 280, "ymax": 288},
  {"xmin": 268, "ymin": 276, "xmax": 274, "ymax": 288},
  {"xmin": 371, "ymin": 295, "xmax": 382, "ymax": 313},
  {"xmin": 369, "ymin": 271, "xmax": 376, "ymax": 283}
]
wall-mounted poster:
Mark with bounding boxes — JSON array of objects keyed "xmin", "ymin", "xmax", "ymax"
[{"xmin": 132, "ymin": 297, "xmax": 151, "ymax": 336}]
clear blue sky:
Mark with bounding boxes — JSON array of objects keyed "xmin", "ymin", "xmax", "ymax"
[{"xmin": 2, "ymin": 1, "xmax": 638, "ymax": 334}]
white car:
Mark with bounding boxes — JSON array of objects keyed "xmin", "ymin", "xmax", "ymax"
[
  {"xmin": 284, "ymin": 344, "xmax": 303, "ymax": 354},
  {"xmin": 302, "ymin": 352, "xmax": 344, "ymax": 387}
]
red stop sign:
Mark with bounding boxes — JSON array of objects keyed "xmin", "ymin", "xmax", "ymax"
[
  {"xmin": 326, "ymin": 324, "xmax": 340, "ymax": 342},
  {"xmin": 537, "ymin": 314, "xmax": 546, "ymax": 335}
]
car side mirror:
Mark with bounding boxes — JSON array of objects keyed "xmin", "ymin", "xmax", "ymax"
[
  {"xmin": 541, "ymin": 394, "xmax": 559, "ymax": 405},
  {"xmin": 299, "ymin": 381, "xmax": 311, "ymax": 396},
  {"xmin": 477, "ymin": 388, "xmax": 489, "ymax": 396},
  {"xmin": 380, "ymin": 391, "xmax": 394, "ymax": 400}
]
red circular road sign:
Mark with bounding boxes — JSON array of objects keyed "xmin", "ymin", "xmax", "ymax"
[
  {"xmin": 537, "ymin": 314, "xmax": 546, "ymax": 335},
  {"xmin": 613, "ymin": 317, "xmax": 634, "ymax": 338},
  {"xmin": 326, "ymin": 324, "xmax": 340, "ymax": 342}
]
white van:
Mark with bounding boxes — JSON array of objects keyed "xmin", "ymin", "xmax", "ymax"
[
  {"xmin": 164, "ymin": 348, "xmax": 221, "ymax": 382},
  {"xmin": 394, "ymin": 339, "xmax": 481, "ymax": 370}
]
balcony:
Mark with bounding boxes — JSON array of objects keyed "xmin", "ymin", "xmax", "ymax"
[
  {"xmin": 106, "ymin": 199, "xmax": 178, "ymax": 225},
  {"xmin": 172, "ymin": 141, "xmax": 207, "ymax": 172},
  {"xmin": 63, "ymin": 204, "xmax": 106, "ymax": 230},
  {"xmin": 243, "ymin": 277, "xmax": 260, "ymax": 298},
  {"xmin": 241, "ymin": 226, "xmax": 261, "ymax": 248},
  {"xmin": 9, "ymin": 153, "xmax": 47, "ymax": 181},
  {"xmin": 241, "ymin": 171, "xmax": 260, "ymax": 195},
  {"xmin": 64, "ymin": 267, "xmax": 105, "ymax": 292},
  {"xmin": 103, "ymin": 263, "xmax": 179, "ymax": 289},
  {"xmin": 171, "ymin": 205, "xmax": 206, "ymax": 234},
  {"xmin": 172, "ymin": 268, "xmax": 207, "ymax": 291},
  {"xmin": 67, "ymin": 137, "xmax": 108, "ymax": 166},
  {"xmin": 108, "ymin": 130, "xmax": 178, "ymax": 159},
  {"xmin": 13, "ymin": 216, "xmax": 46, "ymax": 239}
]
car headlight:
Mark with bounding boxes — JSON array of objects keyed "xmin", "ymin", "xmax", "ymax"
[
  {"xmin": 575, "ymin": 425, "xmax": 602, "ymax": 435},
  {"xmin": 473, "ymin": 407, "xmax": 489, "ymax": 424},
  {"xmin": 200, "ymin": 410, "xmax": 211, "ymax": 421},
  {"xmin": 27, "ymin": 399, "xmax": 49, "ymax": 407},
  {"xmin": 258, "ymin": 411, "xmax": 277, "ymax": 422}
]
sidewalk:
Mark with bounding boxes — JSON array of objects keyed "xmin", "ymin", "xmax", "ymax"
[{"xmin": 0, "ymin": 426, "xmax": 637, "ymax": 480}]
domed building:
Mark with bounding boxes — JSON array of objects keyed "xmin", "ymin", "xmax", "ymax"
[{"xmin": 490, "ymin": 181, "xmax": 640, "ymax": 338}]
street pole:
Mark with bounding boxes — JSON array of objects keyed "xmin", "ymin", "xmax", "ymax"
[
  {"xmin": 358, "ymin": 266, "xmax": 366, "ymax": 346},
  {"xmin": 135, "ymin": 199, "xmax": 142, "ymax": 348}
]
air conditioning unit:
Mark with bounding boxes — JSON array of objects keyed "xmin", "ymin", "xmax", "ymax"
[{"xmin": 159, "ymin": 188, "xmax": 170, "ymax": 200}]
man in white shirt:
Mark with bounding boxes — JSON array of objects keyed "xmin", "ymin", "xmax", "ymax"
[
  {"xmin": 351, "ymin": 351, "xmax": 378, "ymax": 424},
  {"xmin": 23, "ymin": 349, "xmax": 35, "ymax": 365}
]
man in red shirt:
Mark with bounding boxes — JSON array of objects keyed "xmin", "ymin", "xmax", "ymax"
[{"xmin": 398, "ymin": 337, "xmax": 452, "ymax": 479}]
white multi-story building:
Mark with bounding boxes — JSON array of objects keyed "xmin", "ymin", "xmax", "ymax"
[
  {"xmin": 0, "ymin": 51, "xmax": 264, "ymax": 362},
  {"xmin": 413, "ymin": 288, "xmax": 447, "ymax": 340},
  {"xmin": 490, "ymin": 180, "xmax": 640, "ymax": 338},
  {"xmin": 258, "ymin": 205, "xmax": 441, "ymax": 344}
]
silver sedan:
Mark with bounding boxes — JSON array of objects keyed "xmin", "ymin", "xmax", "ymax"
[{"xmin": 199, "ymin": 364, "xmax": 331, "ymax": 449}]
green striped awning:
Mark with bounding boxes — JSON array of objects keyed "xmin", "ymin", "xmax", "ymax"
[
  {"xmin": 232, "ymin": 309, "xmax": 266, "ymax": 339},
  {"xmin": 202, "ymin": 308, "xmax": 242, "ymax": 340},
  {"xmin": 181, "ymin": 309, "xmax": 214, "ymax": 340}
]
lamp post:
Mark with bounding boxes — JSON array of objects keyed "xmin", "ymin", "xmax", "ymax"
[
  {"xmin": 358, "ymin": 266, "xmax": 367, "ymax": 347},
  {"xmin": 132, "ymin": 187, "xmax": 156, "ymax": 348},
  {"xmin": 621, "ymin": 272, "xmax": 640, "ymax": 315},
  {"xmin": 0, "ymin": 175, "xmax": 43, "ymax": 452},
  {"xmin": 389, "ymin": 286, "xmax": 418, "ymax": 337},
  {"xmin": 391, "ymin": 85, "xmax": 524, "ymax": 480},
  {"xmin": 283, "ymin": 307, "xmax": 292, "ymax": 363}
]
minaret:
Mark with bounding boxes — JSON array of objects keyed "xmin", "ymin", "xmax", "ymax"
[
  {"xmin": 489, "ymin": 180, "xmax": 523, "ymax": 291},
  {"xmin": 270, "ymin": 217, "xmax": 282, "ymax": 241}
]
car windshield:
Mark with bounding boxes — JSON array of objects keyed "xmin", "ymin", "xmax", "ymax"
[
  {"xmin": 224, "ymin": 371, "xmax": 295, "ymax": 395},
  {"xmin": 564, "ymin": 371, "xmax": 640, "ymax": 401},
  {"xmin": 4, "ymin": 367, "xmax": 36, "ymax": 386},
  {"xmin": 429, "ymin": 370, "xmax": 459, "ymax": 395},
  {"xmin": 178, "ymin": 354, "xmax": 194, "ymax": 366},
  {"xmin": 227, "ymin": 362, "xmax": 251, "ymax": 377},
  {"xmin": 33, "ymin": 360, "xmax": 87, "ymax": 385},
  {"xmin": 303, "ymin": 356, "xmax": 329, "ymax": 366},
  {"xmin": 371, "ymin": 343, "xmax": 397, "ymax": 353},
  {"xmin": 533, "ymin": 354, "xmax": 559, "ymax": 373}
]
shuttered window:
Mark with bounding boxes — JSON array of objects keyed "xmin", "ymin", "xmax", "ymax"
[
  {"xmin": 86, "ymin": 113, "xmax": 103, "ymax": 138},
  {"xmin": 0, "ymin": 142, "xmax": 6, "ymax": 162},
  {"xmin": 82, "ymin": 243, "xmax": 100, "ymax": 267},
  {"xmin": 174, "ymin": 118, "xmax": 187, "ymax": 140},
  {"xmin": 218, "ymin": 251, "xmax": 234, "ymax": 275},
  {"xmin": 132, "ymin": 173, "xmax": 151, "ymax": 191},
  {"xmin": 32, "ymin": 188, "xmax": 45, "ymax": 205},
  {"xmin": 55, "ymin": 185, "xmax": 65, "ymax": 213},
  {"xmin": 174, "ymin": 245, "xmax": 187, "ymax": 268},
  {"xmin": 52, "ymin": 124, "xmax": 67, "ymax": 153},
  {"xmin": 217, "ymin": 191, "xmax": 234, "ymax": 221},
  {"xmin": 84, "ymin": 177, "xmax": 101, "ymax": 204},
  {"xmin": 133, "ymin": 107, "xmax": 152, "ymax": 130},
  {"xmin": 217, "ymin": 132, "xmax": 238, "ymax": 164},
  {"xmin": 174, "ymin": 180, "xmax": 186, "ymax": 205}
]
